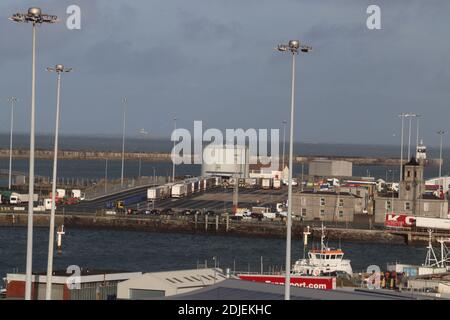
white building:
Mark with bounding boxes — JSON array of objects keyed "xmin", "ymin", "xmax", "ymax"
[
  {"xmin": 426, "ymin": 176, "xmax": 450, "ymax": 193},
  {"xmin": 308, "ymin": 159, "xmax": 352, "ymax": 177},
  {"xmin": 117, "ymin": 268, "xmax": 229, "ymax": 299}
]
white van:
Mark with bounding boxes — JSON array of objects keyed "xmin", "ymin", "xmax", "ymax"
[{"xmin": 9, "ymin": 195, "xmax": 19, "ymax": 205}]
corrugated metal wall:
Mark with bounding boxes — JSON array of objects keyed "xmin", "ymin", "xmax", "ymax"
[{"xmin": 69, "ymin": 282, "xmax": 118, "ymax": 300}]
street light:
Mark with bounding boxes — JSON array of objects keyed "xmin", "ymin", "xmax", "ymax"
[
  {"xmin": 172, "ymin": 117, "xmax": 177, "ymax": 182},
  {"xmin": 121, "ymin": 97, "xmax": 127, "ymax": 187},
  {"xmin": 105, "ymin": 158, "xmax": 108, "ymax": 194},
  {"xmin": 45, "ymin": 64, "xmax": 72, "ymax": 300},
  {"xmin": 276, "ymin": 39, "xmax": 311, "ymax": 300},
  {"xmin": 282, "ymin": 120, "xmax": 287, "ymax": 171},
  {"xmin": 9, "ymin": 7, "xmax": 58, "ymax": 301},
  {"xmin": 415, "ymin": 114, "xmax": 421, "ymax": 152},
  {"xmin": 437, "ymin": 130, "xmax": 447, "ymax": 178},
  {"xmin": 398, "ymin": 113, "xmax": 406, "ymax": 181},
  {"xmin": 7, "ymin": 97, "xmax": 17, "ymax": 190},
  {"xmin": 405, "ymin": 113, "xmax": 417, "ymax": 159}
]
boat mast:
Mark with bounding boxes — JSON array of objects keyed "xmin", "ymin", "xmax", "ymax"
[
  {"xmin": 424, "ymin": 229, "xmax": 439, "ymax": 267},
  {"xmin": 303, "ymin": 226, "xmax": 311, "ymax": 259},
  {"xmin": 320, "ymin": 223, "xmax": 326, "ymax": 252}
]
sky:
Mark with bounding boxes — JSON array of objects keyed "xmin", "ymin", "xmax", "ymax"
[{"xmin": 0, "ymin": 0, "xmax": 450, "ymax": 146}]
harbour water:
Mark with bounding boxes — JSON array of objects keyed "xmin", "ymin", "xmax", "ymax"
[
  {"xmin": 0, "ymin": 226, "xmax": 427, "ymax": 281},
  {"xmin": 0, "ymin": 135, "xmax": 443, "ymax": 281}
]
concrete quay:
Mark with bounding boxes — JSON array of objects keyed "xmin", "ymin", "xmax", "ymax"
[{"xmin": 0, "ymin": 212, "xmax": 416, "ymax": 245}]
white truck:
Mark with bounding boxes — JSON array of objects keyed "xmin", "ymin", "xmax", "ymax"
[
  {"xmin": 273, "ymin": 179, "xmax": 281, "ymax": 189},
  {"xmin": 44, "ymin": 198, "xmax": 53, "ymax": 210},
  {"xmin": 71, "ymin": 189, "xmax": 85, "ymax": 200},
  {"xmin": 261, "ymin": 178, "xmax": 273, "ymax": 189},
  {"xmin": 10, "ymin": 193, "xmax": 38, "ymax": 204},
  {"xmin": 56, "ymin": 188, "xmax": 66, "ymax": 198},
  {"xmin": 171, "ymin": 183, "xmax": 192, "ymax": 198},
  {"xmin": 252, "ymin": 206, "xmax": 277, "ymax": 219},
  {"xmin": 147, "ymin": 185, "xmax": 171, "ymax": 200}
]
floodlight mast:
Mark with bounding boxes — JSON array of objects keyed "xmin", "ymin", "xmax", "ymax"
[
  {"xmin": 276, "ymin": 40, "xmax": 311, "ymax": 301},
  {"xmin": 9, "ymin": 7, "xmax": 58, "ymax": 301}
]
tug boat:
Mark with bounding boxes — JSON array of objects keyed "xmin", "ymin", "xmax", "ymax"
[{"xmin": 238, "ymin": 224, "xmax": 353, "ymax": 290}]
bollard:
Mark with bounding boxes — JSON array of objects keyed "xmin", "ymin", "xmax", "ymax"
[
  {"xmin": 57, "ymin": 225, "xmax": 65, "ymax": 254},
  {"xmin": 215, "ymin": 215, "xmax": 219, "ymax": 231},
  {"xmin": 205, "ymin": 214, "xmax": 208, "ymax": 232},
  {"xmin": 226, "ymin": 214, "xmax": 229, "ymax": 232}
]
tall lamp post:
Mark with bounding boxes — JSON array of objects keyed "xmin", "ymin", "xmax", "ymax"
[
  {"xmin": 415, "ymin": 114, "xmax": 421, "ymax": 151},
  {"xmin": 45, "ymin": 64, "xmax": 72, "ymax": 300},
  {"xmin": 9, "ymin": 7, "xmax": 58, "ymax": 300},
  {"xmin": 405, "ymin": 113, "xmax": 417, "ymax": 159},
  {"xmin": 276, "ymin": 40, "xmax": 311, "ymax": 300},
  {"xmin": 7, "ymin": 97, "xmax": 17, "ymax": 190},
  {"xmin": 282, "ymin": 120, "xmax": 287, "ymax": 171},
  {"xmin": 121, "ymin": 97, "xmax": 127, "ymax": 187},
  {"xmin": 398, "ymin": 113, "xmax": 406, "ymax": 181},
  {"xmin": 437, "ymin": 130, "xmax": 447, "ymax": 178},
  {"xmin": 172, "ymin": 117, "xmax": 177, "ymax": 182}
]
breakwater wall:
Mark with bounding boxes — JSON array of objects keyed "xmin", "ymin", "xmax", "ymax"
[
  {"xmin": 0, "ymin": 149, "xmax": 439, "ymax": 166},
  {"xmin": 0, "ymin": 213, "xmax": 408, "ymax": 245}
]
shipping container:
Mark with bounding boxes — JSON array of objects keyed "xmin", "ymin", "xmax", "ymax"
[
  {"xmin": 171, "ymin": 184, "xmax": 190, "ymax": 198},
  {"xmin": 147, "ymin": 185, "xmax": 171, "ymax": 200},
  {"xmin": 415, "ymin": 217, "xmax": 450, "ymax": 231}
]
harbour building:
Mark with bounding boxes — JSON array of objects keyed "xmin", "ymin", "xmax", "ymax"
[{"xmin": 374, "ymin": 157, "xmax": 448, "ymax": 224}]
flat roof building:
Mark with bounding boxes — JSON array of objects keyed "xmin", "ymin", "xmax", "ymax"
[
  {"xmin": 6, "ymin": 269, "xmax": 142, "ymax": 300},
  {"xmin": 117, "ymin": 268, "xmax": 230, "ymax": 299},
  {"xmin": 309, "ymin": 159, "xmax": 352, "ymax": 177}
]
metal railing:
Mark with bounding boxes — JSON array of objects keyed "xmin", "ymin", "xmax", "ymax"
[{"xmin": 84, "ymin": 176, "xmax": 168, "ymax": 200}]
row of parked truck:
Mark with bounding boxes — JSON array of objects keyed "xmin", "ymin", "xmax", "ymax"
[
  {"xmin": 0, "ymin": 191, "xmax": 38, "ymax": 205},
  {"xmin": 147, "ymin": 177, "xmax": 221, "ymax": 200}
]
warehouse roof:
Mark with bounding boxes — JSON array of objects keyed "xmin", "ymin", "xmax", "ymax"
[
  {"xmin": 118, "ymin": 268, "xmax": 230, "ymax": 293},
  {"xmin": 162, "ymin": 279, "xmax": 436, "ymax": 300}
]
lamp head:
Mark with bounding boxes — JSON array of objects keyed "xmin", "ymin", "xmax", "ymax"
[
  {"xmin": 288, "ymin": 40, "xmax": 300, "ymax": 49},
  {"xmin": 28, "ymin": 7, "xmax": 42, "ymax": 17}
]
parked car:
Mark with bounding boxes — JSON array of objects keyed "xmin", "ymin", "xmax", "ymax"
[
  {"xmin": 250, "ymin": 212, "xmax": 264, "ymax": 220},
  {"xmin": 182, "ymin": 209, "xmax": 193, "ymax": 215},
  {"xmin": 150, "ymin": 209, "xmax": 160, "ymax": 215},
  {"xmin": 205, "ymin": 210, "xmax": 216, "ymax": 216},
  {"xmin": 137, "ymin": 209, "xmax": 152, "ymax": 215},
  {"xmin": 161, "ymin": 208, "xmax": 174, "ymax": 215},
  {"xmin": 127, "ymin": 208, "xmax": 137, "ymax": 215}
]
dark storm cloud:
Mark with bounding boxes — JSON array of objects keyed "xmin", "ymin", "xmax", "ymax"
[
  {"xmin": 1, "ymin": 0, "xmax": 450, "ymax": 147},
  {"xmin": 79, "ymin": 38, "xmax": 189, "ymax": 76}
]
